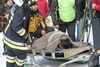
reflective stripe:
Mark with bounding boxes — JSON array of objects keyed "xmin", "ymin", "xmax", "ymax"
[
  {"xmin": 16, "ymin": 57, "xmax": 26, "ymax": 66},
  {"xmin": 6, "ymin": 55, "xmax": 15, "ymax": 63},
  {"xmin": 17, "ymin": 28, "xmax": 24, "ymax": 34},
  {"xmin": 48, "ymin": 31, "xmax": 65, "ymax": 42},
  {"xmin": 3, "ymin": 35, "xmax": 26, "ymax": 46},
  {"xmin": 7, "ymin": 55, "xmax": 15, "ymax": 60},
  {"xmin": 17, "ymin": 28, "xmax": 26, "ymax": 36},
  {"xmin": 40, "ymin": 20, "xmax": 45, "ymax": 28},
  {"xmin": 3, "ymin": 39, "xmax": 28, "ymax": 50},
  {"xmin": 47, "ymin": 36, "xmax": 60, "ymax": 48},
  {"xmin": 6, "ymin": 58, "xmax": 15, "ymax": 63},
  {"xmin": 4, "ymin": 16, "xmax": 13, "ymax": 33},
  {"xmin": 15, "ymin": 60, "xmax": 25, "ymax": 66},
  {"xmin": 19, "ymin": 29, "xmax": 26, "ymax": 36},
  {"xmin": 16, "ymin": 57, "xmax": 26, "ymax": 63}
]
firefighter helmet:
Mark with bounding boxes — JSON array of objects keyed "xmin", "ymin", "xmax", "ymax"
[{"xmin": 28, "ymin": 0, "xmax": 37, "ymax": 6}]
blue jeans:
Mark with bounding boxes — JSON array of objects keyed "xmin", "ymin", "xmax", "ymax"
[{"xmin": 76, "ymin": 17, "xmax": 84, "ymax": 42}]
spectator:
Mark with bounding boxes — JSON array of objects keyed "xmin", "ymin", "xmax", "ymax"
[
  {"xmin": 76, "ymin": 0, "xmax": 86, "ymax": 42},
  {"xmin": 50, "ymin": 0, "xmax": 80, "ymax": 41}
]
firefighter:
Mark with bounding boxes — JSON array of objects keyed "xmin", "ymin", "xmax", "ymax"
[
  {"xmin": 28, "ymin": 0, "xmax": 46, "ymax": 38},
  {"xmin": 28, "ymin": 0, "xmax": 54, "ymax": 38},
  {"xmin": 3, "ymin": 0, "xmax": 32, "ymax": 67}
]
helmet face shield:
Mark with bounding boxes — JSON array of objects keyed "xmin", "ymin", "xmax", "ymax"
[{"xmin": 13, "ymin": 0, "xmax": 24, "ymax": 6}]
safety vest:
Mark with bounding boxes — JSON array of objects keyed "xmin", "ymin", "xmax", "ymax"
[{"xmin": 58, "ymin": 0, "xmax": 75, "ymax": 22}]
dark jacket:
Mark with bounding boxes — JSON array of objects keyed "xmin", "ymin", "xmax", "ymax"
[
  {"xmin": 3, "ymin": 5, "xmax": 30, "ymax": 50},
  {"xmin": 79, "ymin": 0, "xmax": 86, "ymax": 18},
  {"xmin": 48, "ymin": 0, "xmax": 53, "ymax": 9},
  {"xmin": 50, "ymin": 0, "xmax": 80, "ymax": 25}
]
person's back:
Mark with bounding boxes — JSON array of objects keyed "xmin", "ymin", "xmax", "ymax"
[{"xmin": 4, "ymin": 5, "xmax": 29, "ymax": 45}]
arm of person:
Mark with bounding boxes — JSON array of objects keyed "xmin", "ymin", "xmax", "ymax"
[
  {"xmin": 75, "ymin": 0, "xmax": 80, "ymax": 23},
  {"xmin": 11, "ymin": 8, "xmax": 28, "ymax": 39},
  {"xmin": 39, "ymin": 15, "xmax": 46, "ymax": 35},
  {"xmin": 50, "ymin": 0, "xmax": 58, "ymax": 26}
]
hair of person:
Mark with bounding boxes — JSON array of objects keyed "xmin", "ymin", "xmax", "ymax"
[
  {"xmin": 58, "ymin": 38, "xmax": 74, "ymax": 49},
  {"xmin": 4, "ymin": 0, "xmax": 14, "ymax": 4}
]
